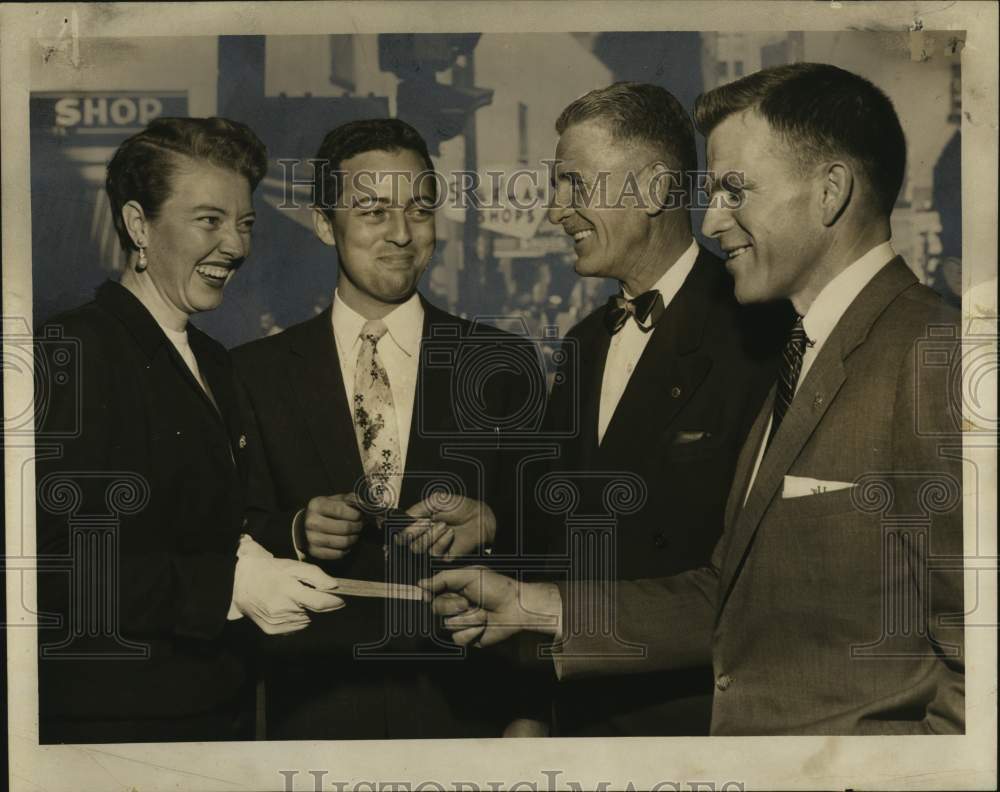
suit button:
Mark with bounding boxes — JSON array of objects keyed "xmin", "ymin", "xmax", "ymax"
[
  {"xmin": 653, "ymin": 532, "xmax": 667, "ymax": 548},
  {"xmin": 716, "ymin": 673, "xmax": 733, "ymax": 691}
]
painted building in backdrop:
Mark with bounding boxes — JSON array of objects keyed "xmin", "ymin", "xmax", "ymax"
[{"xmin": 30, "ymin": 32, "xmax": 961, "ymax": 348}]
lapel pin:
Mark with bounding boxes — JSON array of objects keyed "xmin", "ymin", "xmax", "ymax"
[
  {"xmin": 813, "ymin": 394, "xmax": 824, "ymax": 409},
  {"xmin": 671, "ymin": 386, "xmax": 682, "ymax": 399},
  {"xmin": 239, "ymin": 434, "xmax": 247, "ymax": 449}
]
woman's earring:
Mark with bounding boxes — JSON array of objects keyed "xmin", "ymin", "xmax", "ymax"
[{"xmin": 135, "ymin": 246, "xmax": 148, "ymax": 273}]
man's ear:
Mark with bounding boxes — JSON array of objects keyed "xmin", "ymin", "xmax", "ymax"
[
  {"xmin": 312, "ymin": 208, "xmax": 337, "ymax": 247},
  {"xmin": 820, "ymin": 161, "xmax": 853, "ymax": 227},
  {"xmin": 641, "ymin": 161, "xmax": 674, "ymax": 218},
  {"xmin": 121, "ymin": 201, "xmax": 148, "ymax": 248}
]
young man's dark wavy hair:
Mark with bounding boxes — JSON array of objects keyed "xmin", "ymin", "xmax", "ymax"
[{"xmin": 313, "ymin": 117, "xmax": 436, "ymax": 215}]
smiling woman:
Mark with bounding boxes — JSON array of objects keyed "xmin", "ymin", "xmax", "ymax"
[
  {"xmin": 34, "ymin": 118, "xmax": 346, "ymax": 744},
  {"xmin": 107, "ymin": 117, "xmax": 267, "ymax": 322}
]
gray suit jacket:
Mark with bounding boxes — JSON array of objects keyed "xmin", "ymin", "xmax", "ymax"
[{"xmin": 556, "ymin": 258, "xmax": 965, "ymax": 735}]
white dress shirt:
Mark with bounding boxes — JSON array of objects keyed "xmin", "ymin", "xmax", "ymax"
[
  {"xmin": 289, "ymin": 290, "xmax": 424, "ymax": 559},
  {"xmin": 161, "ymin": 324, "xmax": 212, "ymax": 397},
  {"xmin": 743, "ymin": 240, "xmax": 897, "ymax": 502},
  {"xmin": 597, "ymin": 239, "xmax": 699, "ymax": 444},
  {"xmin": 126, "ymin": 276, "xmax": 217, "ymax": 405}
]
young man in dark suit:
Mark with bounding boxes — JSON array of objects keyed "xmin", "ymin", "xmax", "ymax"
[
  {"xmin": 507, "ymin": 83, "xmax": 785, "ymax": 737},
  {"xmin": 427, "ymin": 64, "xmax": 964, "ymax": 736},
  {"xmin": 232, "ymin": 119, "xmax": 533, "ymax": 739}
]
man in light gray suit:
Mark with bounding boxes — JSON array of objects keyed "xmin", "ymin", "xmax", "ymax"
[{"xmin": 422, "ymin": 63, "xmax": 965, "ymax": 735}]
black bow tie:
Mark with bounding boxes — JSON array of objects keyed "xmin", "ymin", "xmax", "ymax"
[{"xmin": 604, "ymin": 290, "xmax": 666, "ymax": 335}]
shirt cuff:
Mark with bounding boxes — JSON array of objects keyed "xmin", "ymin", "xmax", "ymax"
[
  {"xmin": 551, "ymin": 652, "xmax": 565, "ymax": 680},
  {"xmin": 548, "ymin": 581, "xmax": 568, "ymax": 678},
  {"xmin": 291, "ymin": 509, "xmax": 307, "ymax": 561}
]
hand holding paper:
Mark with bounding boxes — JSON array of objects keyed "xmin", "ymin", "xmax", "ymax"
[
  {"xmin": 298, "ymin": 493, "xmax": 365, "ymax": 560},
  {"xmin": 232, "ymin": 554, "xmax": 344, "ymax": 635},
  {"xmin": 401, "ymin": 495, "xmax": 496, "ymax": 560},
  {"xmin": 419, "ymin": 567, "xmax": 561, "ymax": 647}
]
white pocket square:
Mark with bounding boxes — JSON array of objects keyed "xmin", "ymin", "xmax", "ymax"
[{"xmin": 782, "ymin": 475, "xmax": 855, "ymax": 499}]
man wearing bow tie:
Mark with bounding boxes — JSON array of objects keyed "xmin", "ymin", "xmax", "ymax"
[
  {"xmin": 512, "ymin": 83, "xmax": 785, "ymax": 737},
  {"xmin": 427, "ymin": 64, "xmax": 964, "ymax": 736}
]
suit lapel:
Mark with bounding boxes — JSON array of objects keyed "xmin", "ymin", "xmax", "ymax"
[
  {"xmin": 599, "ymin": 248, "xmax": 716, "ymax": 460},
  {"xmin": 399, "ymin": 303, "xmax": 460, "ymax": 505},
  {"xmin": 188, "ymin": 326, "xmax": 240, "ymax": 447},
  {"xmin": 287, "ymin": 308, "xmax": 364, "ymax": 490},
  {"xmin": 722, "ymin": 387, "xmax": 773, "ymax": 531},
  {"xmin": 99, "ymin": 283, "xmax": 229, "ymax": 434},
  {"xmin": 716, "ymin": 257, "xmax": 919, "ymax": 608},
  {"xmin": 579, "ymin": 319, "xmax": 609, "ymax": 463},
  {"xmin": 161, "ymin": 339, "xmax": 223, "ymax": 419},
  {"xmin": 717, "ymin": 356, "xmax": 846, "ymax": 606}
]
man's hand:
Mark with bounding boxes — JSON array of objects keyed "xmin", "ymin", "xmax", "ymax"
[
  {"xmin": 233, "ymin": 555, "xmax": 344, "ymax": 635},
  {"xmin": 298, "ymin": 493, "xmax": 364, "ymax": 560},
  {"xmin": 418, "ymin": 567, "xmax": 561, "ymax": 647},
  {"xmin": 400, "ymin": 495, "xmax": 497, "ymax": 560}
]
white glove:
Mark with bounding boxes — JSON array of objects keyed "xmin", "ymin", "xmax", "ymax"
[
  {"xmin": 230, "ymin": 548, "xmax": 345, "ymax": 636},
  {"xmin": 237, "ymin": 533, "xmax": 276, "ymax": 560},
  {"xmin": 227, "ymin": 534, "xmax": 282, "ymax": 620}
]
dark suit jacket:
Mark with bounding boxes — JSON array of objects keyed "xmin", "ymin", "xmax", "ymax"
[
  {"xmin": 35, "ymin": 281, "xmax": 250, "ymax": 743},
  {"xmin": 232, "ymin": 295, "xmax": 536, "ymax": 739},
  {"xmin": 533, "ymin": 246, "xmax": 785, "ymax": 735},
  {"xmin": 557, "ymin": 258, "xmax": 965, "ymax": 735}
]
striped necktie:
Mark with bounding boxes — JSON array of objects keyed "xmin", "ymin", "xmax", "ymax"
[{"xmin": 767, "ymin": 316, "xmax": 810, "ymax": 448}]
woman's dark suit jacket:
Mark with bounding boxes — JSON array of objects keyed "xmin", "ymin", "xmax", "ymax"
[{"xmin": 35, "ymin": 281, "xmax": 250, "ymax": 742}]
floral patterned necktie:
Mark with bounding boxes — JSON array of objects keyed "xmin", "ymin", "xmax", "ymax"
[{"xmin": 353, "ymin": 319, "xmax": 402, "ymax": 510}]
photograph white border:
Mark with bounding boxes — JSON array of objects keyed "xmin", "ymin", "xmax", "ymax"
[{"xmin": 3, "ymin": 2, "xmax": 996, "ymax": 790}]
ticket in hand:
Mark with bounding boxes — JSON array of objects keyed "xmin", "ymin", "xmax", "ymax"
[{"xmin": 332, "ymin": 577, "xmax": 429, "ymax": 602}]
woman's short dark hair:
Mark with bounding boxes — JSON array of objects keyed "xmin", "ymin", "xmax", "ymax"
[
  {"xmin": 106, "ymin": 116, "xmax": 268, "ymax": 252},
  {"xmin": 555, "ymin": 82, "xmax": 698, "ymax": 177},
  {"xmin": 313, "ymin": 118, "xmax": 435, "ymax": 216},
  {"xmin": 694, "ymin": 62, "xmax": 906, "ymax": 215}
]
